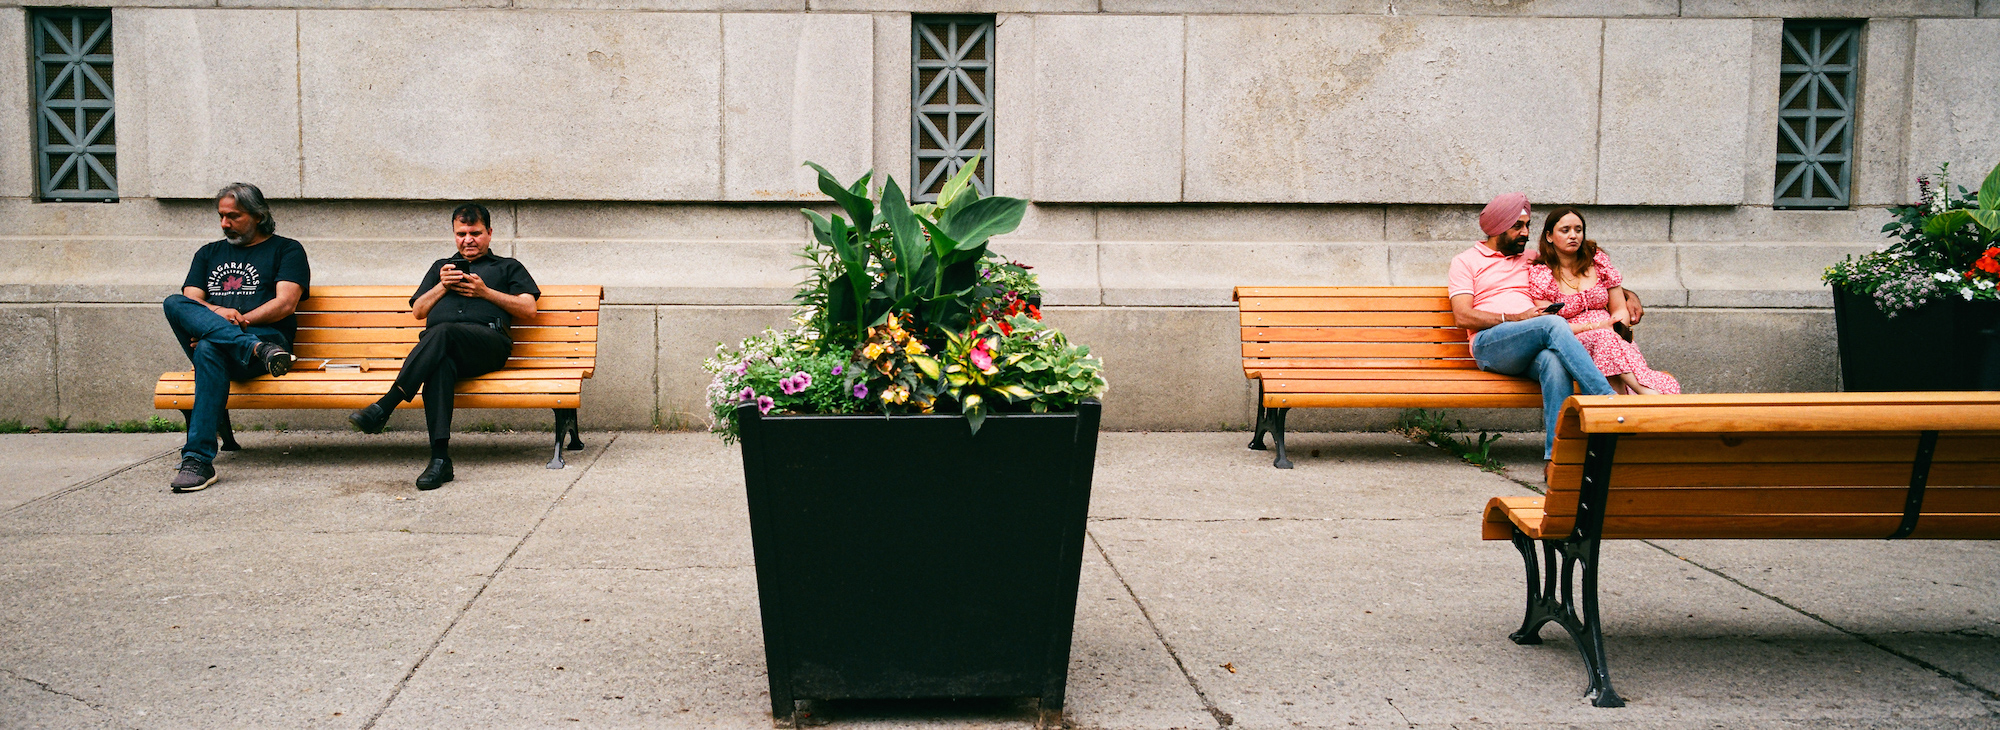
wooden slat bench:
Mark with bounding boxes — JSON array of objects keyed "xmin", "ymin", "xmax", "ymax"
[
  {"xmin": 1234, "ymin": 286, "xmax": 1539, "ymax": 468},
  {"xmin": 155, "ymin": 284, "xmax": 602, "ymax": 468},
  {"xmin": 1481, "ymin": 392, "xmax": 2000, "ymax": 706}
]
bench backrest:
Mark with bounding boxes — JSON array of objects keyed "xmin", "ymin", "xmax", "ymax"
[
  {"xmin": 1543, "ymin": 393, "xmax": 2000, "ymax": 540},
  {"xmin": 1233, "ymin": 287, "xmax": 1473, "ymax": 378},
  {"xmin": 291, "ymin": 285, "xmax": 602, "ymax": 374}
]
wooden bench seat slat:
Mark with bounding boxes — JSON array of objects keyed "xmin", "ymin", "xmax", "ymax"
[
  {"xmin": 1245, "ymin": 358, "xmax": 1480, "ymax": 372},
  {"xmin": 1262, "ymin": 379, "xmax": 1539, "ymax": 395},
  {"xmin": 1242, "ymin": 327, "xmax": 1470, "ymax": 343},
  {"xmin": 1505, "ymin": 510, "xmax": 2000, "ymax": 541},
  {"xmin": 1244, "ymin": 342, "xmax": 1472, "ymax": 358},
  {"xmin": 1237, "ymin": 296, "xmax": 1453, "ymax": 312},
  {"xmin": 293, "ymin": 342, "xmax": 595, "ymax": 359},
  {"xmin": 1536, "ymin": 486, "xmax": 2000, "ymax": 517},
  {"xmin": 298, "ymin": 284, "xmax": 602, "ymax": 298},
  {"xmin": 157, "ymin": 378, "xmax": 582, "ymax": 396},
  {"xmin": 299, "ymin": 327, "xmax": 597, "ymax": 344},
  {"xmin": 1236, "ymin": 286, "xmax": 1448, "ymax": 298},
  {"xmin": 1265, "ymin": 393, "xmax": 1543, "ymax": 409},
  {"xmin": 1569, "ymin": 403, "xmax": 2000, "ymax": 435},
  {"xmin": 159, "ymin": 393, "xmax": 580, "ymax": 410},
  {"xmin": 300, "ymin": 295, "xmax": 600, "ymax": 312},
  {"xmin": 1249, "ymin": 368, "xmax": 1529, "ymax": 382},
  {"xmin": 1544, "ymin": 461, "xmax": 2000, "ymax": 489},
  {"xmin": 1241, "ymin": 311, "xmax": 1460, "ymax": 327},
  {"xmin": 1550, "ymin": 432, "xmax": 2000, "ymax": 465},
  {"xmin": 156, "ymin": 369, "xmax": 592, "ymax": 382},
  {"xmin": 298, "ymin": 312, "xmax": 599, "ymax": 327}
]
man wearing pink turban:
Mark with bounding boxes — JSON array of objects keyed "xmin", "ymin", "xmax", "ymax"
[{"xmin": 1447, "ymin": 193, "xmax": 1614, "ymax": 459}]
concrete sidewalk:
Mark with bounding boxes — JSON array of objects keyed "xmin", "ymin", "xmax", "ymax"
[{"xmin": 0, "ymin": 430, "xmax": 1994, "ymax": 729}]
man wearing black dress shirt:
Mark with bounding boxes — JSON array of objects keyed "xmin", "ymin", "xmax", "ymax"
[{"xmin": 348, "ymin": 203, "xmax": 540, "ymax": 489}]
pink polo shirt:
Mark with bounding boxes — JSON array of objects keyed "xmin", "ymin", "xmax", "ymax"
[{"xmin": 1447, "ymin": 243, "xmax": 1539, "ymax": 343}]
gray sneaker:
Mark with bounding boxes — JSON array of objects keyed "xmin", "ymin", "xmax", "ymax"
[{"xmin": 170, "ymin": 456, "xmax": 217, "ymax": 492}]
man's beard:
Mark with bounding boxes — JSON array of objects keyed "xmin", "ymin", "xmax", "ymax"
[
  {"xmin": 224, "ymin": 230, "xmax": 249, "ymax": 245},
  {"xmin": 1496, "ymin": 233, "xmax": 1527, "ymax": 257}
]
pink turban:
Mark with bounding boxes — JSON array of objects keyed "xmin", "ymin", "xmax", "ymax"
[{"xmin": 1479, "ymin": 193, "xmax": 1531, "ymax": 237}]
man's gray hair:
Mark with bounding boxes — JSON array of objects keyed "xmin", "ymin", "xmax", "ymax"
[{"xmin": 216, "ymin": 182, "xmax": 277, "ymax": 236}]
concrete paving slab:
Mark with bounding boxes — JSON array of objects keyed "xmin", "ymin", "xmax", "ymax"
[
  {"xmin": 0, "ymin": 432, "xmax": 179, "ymax": 513},
  {"xmin": 1087, "ymin": 515, "xmax": 1994, "ymax": 727},
  {"xmin": 0, "ymin": 530, "xmax": 518, "ymax": 728},
  {"xmin": 1089, "ymin": 432, "xmax": 1493, "ymax": 522},
  {"xmin": 510, "ymin": 433, "xmax": 754, "ymax": 571},
  {"xmin": 0, "ymin": 432, "xmax": 604, "ymax": 539}
]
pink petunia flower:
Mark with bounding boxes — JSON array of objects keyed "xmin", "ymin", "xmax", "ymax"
[
  {"xmin": 830, "ymin": 365, "xmax": 843, "ymax": 376},
  {"xmin": 738, "ymin": 387, "xmax": 756, "ymax": 402},
  {"xmin": 852, "ymin": 383, "xmax": 868, "ymax": 399},
  {"xmin": 793, "ymin": 371, "xmax": 812, "ymax": 390},
  {"xmin": 756, "ymin": 395, "xmax": 775, "ymax": 414}
]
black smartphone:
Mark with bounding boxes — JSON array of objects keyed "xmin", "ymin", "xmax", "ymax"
[{"xmin": 1542, "ymin": 302, "xmax": 1565, "ymax": 314}]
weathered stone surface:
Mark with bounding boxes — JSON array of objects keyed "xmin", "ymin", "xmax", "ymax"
[
  {"xmin": 513, "ymin": 240, "xmax": 802, "ymax": 306},
  {"xmin": 1682, "ymin": 0, "xmax": 1975, "ymax": 16},
  {"xmin": 1039, "ymin": 306, "xmax": 1252, "ymax": 431},
  {"xmin": 298, "ymin": 11, "xmax": 721, "ymax": 200},
  {"xmin": 1677, "ymin": 243, "xmax": 1874, "ymax": 306},
  {"xmin": 225, "ymin": 0, "xmax": 503, "ymax": 8},
  {"xmin": 1671, "ymin": 206, "xmax": 1883, "ymax": 242},
  {"xmin": 1908, "ymin": 19, "xmax": 2000, "ymax": 188},
  {"xmin": 985, "ymin": 240, "xmax": 1098, "ymax": 305},
  {"xmin": 721, "ymin": 13, "xmax": 873, "ymax": 201},
  {"xmin": 809, "ymin": 0, "xmax": 1094, "ymax": 10},
  {"xmin": 57, "ymin": 304, "xmax": 188, "ymax": 424},
  {"xmin": 1005, "ymin": 203, "xmax": 1096, "ymax": 241},
  {"xmin": 1389, "ymin": 0, "xmax": 1674, "ymax": 14},
  {"xmin": 0, "ymin": 196, "xmax": 209, "ymax": 239},
  {"xmin": 1103, "ymin": 0, "xmax": 1382, "ymax": 11},
  {"xmin": 1856, "ymin": 19, "xmax": 1917, "ymax": 207},
  {"xmin": 1742, "ymin": 18, "xmax": 1782, "ymax": 207},
  {"xmin": 1097, "ymin": 205, "xmax": 1385, "ymax": 241},
  {"xmin": 0, "ymin": 239, "xmax": 203, "ymax": 303},
  {"xmin": 518, "ymin": 0, "xmax": 790, "ymax": 8},
  {"xmin": 1641, "ymin": 307, "xmax": 1838, "ymax": 393},
  {"xmin": 0, "ymin": 306, "xmax": 57, "ymax": 422},
  {"xmin": 516, "ymin": 202, "xmax": 803, "ymax": 241},
  {"xmin": 1100, "ymin": 242, "xmax": 1389, "ymax": 306},
  {"xmin": 993, "ymin": 12, "xmax": 1034, "ymax": 199},
  {"xmin": 871, "ymin": 13, "xmax": 912, "ymax": 191},
  {"xmin": 1184, "ymin": 16, "xmax": 1599, "ymax": 204},
  {"xmin": 656, "ymin": 306, "xmax": 791, "ymax": 429},
  {"xmin": 127, "ymin": 10, "xmax": 301, "ymax": 199},
  {"xmin": 1030, "ymin": 15, "xmax": 1182, "ymax": 203},
  {"xmin": 287, "ymin": 199, "xmax": 495, "ymax": 239},
  {"xmin": 584, "ymin": 304, "xmax": 658, "ymax": 427},
  {"xmin": 1598, "ymin": 20, "xmax": 1756, "ymax": 206},
  {"xmin": 0, "ymin": 14, "xmax": 29, "ymax": 199}
]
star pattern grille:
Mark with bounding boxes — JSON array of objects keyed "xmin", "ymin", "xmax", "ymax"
[
  {"xmin": 34, "ymin": 10, "xmax": 117, "ymax": 202},
  {"xmin": 1774, "ymin": 20, "xmax": 1859, "ymax": 209},
  {"xmin": 912, "ymin": 17, "xmax": 993, "ymax": 202}
]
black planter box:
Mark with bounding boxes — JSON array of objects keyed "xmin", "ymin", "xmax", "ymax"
[
  {"xmin": 735, "ymin": 401, "xmax": 1102, "ymax": 726},
  {"xmin": 1832, "ymin": 286, "xmax": 2000, "ymax": 391}
]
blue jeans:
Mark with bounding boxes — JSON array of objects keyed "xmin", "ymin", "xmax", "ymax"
[
  {"xmin": 1469, "ymin": 316, "xmax": 1615, "ymax": 458},
  {"xmin": 163, "ymin": 294, "xmax": 287, "ymax": 464}
]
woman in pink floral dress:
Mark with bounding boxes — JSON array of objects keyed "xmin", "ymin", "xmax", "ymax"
[{"xmin": 1526, "ymin": 207, "xmax": 1680, "ymax": 395}]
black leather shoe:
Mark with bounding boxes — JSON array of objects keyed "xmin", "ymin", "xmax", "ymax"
[
  {"xmin": 415, "ymin": 458, "xmax": 453, "ymax": 490},
  {"xmin": 348, "ymin": 403, "xmax": 389, "ymax": 434},
  {"xmin": 252, "ymin": 341, "xmax": 295, "ymax": 377}
]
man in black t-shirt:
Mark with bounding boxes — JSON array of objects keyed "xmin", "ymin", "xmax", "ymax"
[
  {"xmin": 163, "ymin": 183, "xmax": 311, "ymax": 492},
  {"xmin": 349, "ymin": 203, "xmax": 540, "ymax": 490}
]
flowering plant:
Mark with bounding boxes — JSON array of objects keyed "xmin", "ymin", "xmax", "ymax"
[
  {"xmin": 1827, "ymin": 161, "xmax": 2000, "ymax": 315},
  {"xmin": 704, "ymin": 160, "xmax": 1107, "ymax": 439}
]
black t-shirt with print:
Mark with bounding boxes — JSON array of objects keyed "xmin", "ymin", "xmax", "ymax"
[
  {"xmin": 412, "ymin": 254, "xmax": 541, "ymax": 332},
  {"xmin": 181, "ymin": 235, "xmax": 312, "ymax": 344}
]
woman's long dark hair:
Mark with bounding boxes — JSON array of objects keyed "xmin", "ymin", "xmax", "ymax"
[{"xmin": 1536, "ymin": 206, "xmax": 1599, "ymax": 279}]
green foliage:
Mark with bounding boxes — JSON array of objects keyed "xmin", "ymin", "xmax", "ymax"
[
  {"xmin": 802, "ymin": 157, "xmax": 1028, "ymax": 349},
  {"xmin": 702, "ymin": 322, "xmax": 872, "ymax": 443},
  {"xmin": 44, "ymin": 416, "xmax": 68, "ymax": 432},
  {"xmin": 1827, "ymin": 161, "xmax": 2000, "ymax": 314},
  {"xmin": 1394, "ymin": 409, "xmax": 1507, "ymax": 473},
  {"xmin": 0, "ymin": 419, "xmax": 25, "ymax": 434}
]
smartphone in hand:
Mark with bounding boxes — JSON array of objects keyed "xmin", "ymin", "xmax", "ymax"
[{"xmin": 1542, "ymin": 302, "xmax": 1565, "ymax": 314}]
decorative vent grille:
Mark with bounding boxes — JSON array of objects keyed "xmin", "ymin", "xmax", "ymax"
[
  {"xmin": 1775, "ymin": 20, "xmax": 1860, "ymax": 209},
  {"xmin": 912, "ymin": 16, "xmax": 993, "ymax": 202},
  {"xmin": 33, "ymin": 10, "xmax": 117, "ymax": 202}
]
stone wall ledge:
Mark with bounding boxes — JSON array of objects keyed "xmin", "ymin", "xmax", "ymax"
[{"xmin": 0, "ymin": 1, "xmax": 1982, "ymax": 16}]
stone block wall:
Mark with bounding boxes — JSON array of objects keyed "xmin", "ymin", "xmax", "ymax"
[{"xmin": 2, "ymin": 2, "xmax": 1997, "ymax": 432}]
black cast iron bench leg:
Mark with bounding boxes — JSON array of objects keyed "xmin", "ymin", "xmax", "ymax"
[
  {"xmin": 1269, "ymin": 407, "xmax": 1293, "ymax": 469},
  {"xmin": 1249, "ymin": 381, "xmax": 1270, "ymax": 451},
  {"xmin": 180, "ymin": 409, "xmax": 240, "ymax": 451},
  {"xmin": 1506, "ymin": 526, "xmax": 1623, "ymax": 707},
  {"xmin": 548, "ymin": 408, "xmax": 580, "ymax": 469}
]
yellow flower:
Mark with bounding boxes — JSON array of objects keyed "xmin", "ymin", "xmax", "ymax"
[
  {"xmin": 904, "ymin": 341, "xmax": 926, "ymax": 356},
  {"xmin": 861, "ymin": 343, "xmax": 886, "ymax": 360},
  {"xmin": 882, "ymin": 385, "xmax": 909, "ymax": 404}
]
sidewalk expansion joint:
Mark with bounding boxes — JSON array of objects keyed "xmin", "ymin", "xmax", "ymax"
[
  {"xmin": 1645, "ymin": 541, "xmax": 2000, "ymax": 706},
  {"xmin": 507, "ymin": 564, "xmax": 752, "ymax": 572},
  {"xmin": 1089, "ymin": 515, "xmax": 1471, "ymax": 523},
  {"xmin": 0, "ymin": 666, "xmax": 111, "ymax": 714},
  {"xmin": 359, "ymin": 434, "xmax": 620, "ymax": 730},
  {"xmin": 1087, "ymin": 529, "xmax": 1235, "ymax": 729},
  {"xmin": 1, "ymin": 447, "xmax": 176, "ymax": 518}
]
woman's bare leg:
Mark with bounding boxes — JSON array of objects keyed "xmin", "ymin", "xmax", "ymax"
[{"xmin": 1613, "ymin": 372, "xmax": 1659, "ymax": 395}]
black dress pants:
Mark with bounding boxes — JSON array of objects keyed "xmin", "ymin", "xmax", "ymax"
[{"xmin": 391, "ymin": 322, "xmax": 512, "ymax": 441}]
